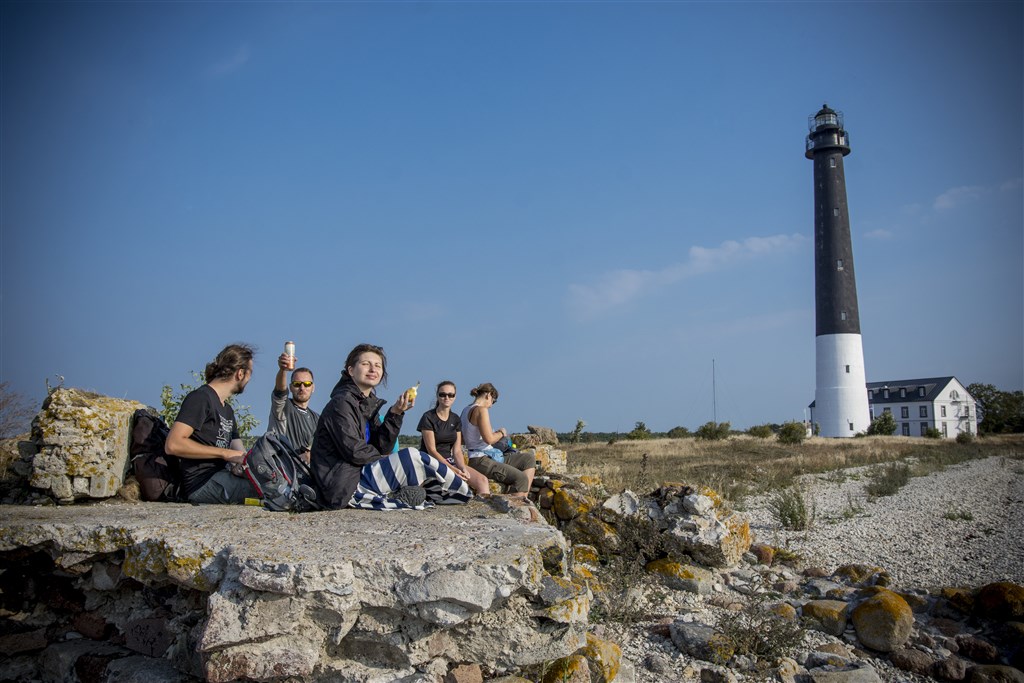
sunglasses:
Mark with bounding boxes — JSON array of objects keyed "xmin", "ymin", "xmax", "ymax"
[
  {"xmin": 291, "ymin": 381, "xmax": 313, "ymax": 388},
  {"xmin": 437, "ymin": 392, "xmax": 456, "ymax": 399}
]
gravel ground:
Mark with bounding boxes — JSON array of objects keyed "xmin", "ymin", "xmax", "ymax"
[
  {"xmin": 610, "ymin": 453, "xmax": 1024, "ymax": 683},
  {"xmin": 741, "ymin": 453, "xmax": 1024, "ymax": 589}
]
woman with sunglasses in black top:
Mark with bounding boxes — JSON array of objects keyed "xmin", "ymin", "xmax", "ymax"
[{"xmin": 417, "ymin": 381, "xmax": 489, "ymax": 496}]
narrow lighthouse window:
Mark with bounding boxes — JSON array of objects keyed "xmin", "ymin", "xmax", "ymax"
[
  {"xmin": 830, "ymin": 158, "xmax": 836, "ymax": 168},
  {"xmin": 837, "ymin": 259, "xmax": 844, "ymax": 271},
  {"xmin": 833, "ymin": 208, "xmax": 840, "ymax": 216},
  {"xmin": 845, "ymin": 365, "xmax": 850, "ymax": 373},
  {"xmin": 841, "ymin": 311, "xmax": 847, "ymax": 320}
]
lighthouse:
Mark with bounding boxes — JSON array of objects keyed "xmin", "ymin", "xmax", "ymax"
[{"xmin": 806, "ymin": 104, "xmax": 870, "ymax": 437}]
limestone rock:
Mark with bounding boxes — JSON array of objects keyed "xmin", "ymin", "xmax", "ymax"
[
  {"xmin": 851, "ymin": 589, "xmax": 914, "ymax": 652},
  {"xmin": 645, "ymin": 559, "xmax": 714, "ymax": 594},
  {"xmin": 956, "ymin": 634, "xmax": 1000, "ymax": 664},
  {"xmin": 28, "ymin": 387, "xmax": 145, "ymax": 502},
  {"xmin": 0, "ymin": 500, "xmax": 589, "ymax": 682},
  {"xmin": 527, "ymin": 425, "xmax": 559, "ymax": 445},
  {"xmin": 580, "ymin": 632, "xmax": 621, "ymax": 683},
  {"xmin": 542, "ymin": 654, "xmax": 590, "ymax": 683}
]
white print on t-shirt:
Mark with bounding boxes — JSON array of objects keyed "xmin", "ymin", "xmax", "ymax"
[{"xmin": 216, "ymin": 415, "xmax": 234, "ymax": 448}]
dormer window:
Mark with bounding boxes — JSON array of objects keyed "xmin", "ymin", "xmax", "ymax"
[
  {"xmin": 918, "ymin": 387, "xmax": 925, "ymax": 397},
  {"xmin": 900, "ymin": 388, "xmax": 906, "ymax": 398},
  {"xmin": 883, "ymin": 389, "xmax": 890, "ymax": 399}
]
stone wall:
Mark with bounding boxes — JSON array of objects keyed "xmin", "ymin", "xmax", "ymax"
[{"xmin": 25, "ymin": 388, "xmax": 144, "ymax": 503}]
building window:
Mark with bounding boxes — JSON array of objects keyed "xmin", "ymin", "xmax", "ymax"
[
  {"xmin": 942, "ymin": 423, "xmax": 948, "ymax": 437},
  {"xmin": 870, "ymin": 409, "xmax": 875, "ymax": 419},
  {"xmin": 901, "ymin": 407, "xmax": 909, "ymax": 418},
  {"xmin": 883, "ymin": 407, "xmax": 892, "ymax": 414},
  {"xmin": 845, "ymin": 365, "xmax": 850, "ymax": 373},
  {"xmin": 837, "ymin": 259, "xmax": 844, "ymax": 271},
  {"xmin": 841, "ymin": 311, "xmax": 847, "ymax": 321},
  {"xmin": 902, "ymin": 423, "xmax": 910, "ymax": 436},
  {"xmin": 833, "ymin": 208, "xmax": 840, "ymax": 217},
  {"xmin": 919, "ymin": 406, "xmax": 928, "ymax": 418},
  {"xmin": 849, "ymin": 422, "xmax": 854, "ymax": 431},
  {"xmin": 941, "ymin": 405, "xmax": 947, "ymax": 417},
  {"xmin": 950, "ymin": 390, "xmax": 959, "ymax": 400},
  {"xmin": 900, "ymin": 388, "xmax": 906, "ymax": 398},
  {"xmin": 920, "ymin": 423, "xmax": 929, "ymax": 436},
  {"xmin": 918, "ymin": 387, "xmax": 925, "ymax": 397},
  {"xmin": 830, "ymin": 158, "xmax": 836, "ymax": 168},
  {"xmin": 883, "ymin": 389, "xmax": 890, "ymax": 399}
]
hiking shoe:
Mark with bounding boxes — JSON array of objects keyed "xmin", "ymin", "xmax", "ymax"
[{"xmin": 392, "ymin": 485, "xmax": 426, "ymax": 508}]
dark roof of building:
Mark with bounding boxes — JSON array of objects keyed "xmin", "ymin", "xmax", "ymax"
[
  {"xmin": 808, "ymin": 377, "xmax": 967, "ymax": 409},
  {"xmin": 867, "ymin": 377, "xmax": 958, "ymax": 404}
]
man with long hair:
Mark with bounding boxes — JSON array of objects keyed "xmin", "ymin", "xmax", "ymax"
[{"xmin": 165, "ymin": 343, "xmax": 259, "ymax": 504}]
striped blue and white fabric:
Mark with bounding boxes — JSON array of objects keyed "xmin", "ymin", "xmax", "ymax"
[{"xmin": 350, "ymin": 447, "xmax": 473, "ymax": 510}]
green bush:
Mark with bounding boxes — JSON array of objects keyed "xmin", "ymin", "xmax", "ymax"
[
  {"xmin": 866, "ymin": 411, "xmax": 898, "ymax": 436},
  {"xmin": 924, "ymin": 427, "xmax": 942, "ymax": 439},
  {"xmin": 626, "ymin": 421, "xmax": 652, "ymax": 440},
  {"xmin": 777, "ymin": 421, "xmax": 806, "ymax": 445},
  {"xmin": 696, "ymin": 421, "xmax": 731, "ymax": 441},
  {"xmin": 667, "ymin": 426, "xmax": 691, "ymax": 439},
  {"xmin": 768, "ymin": 486, "xmax": 813, "ymax": 530},
  {"xmin": 956, "ymin": 431, "xmax": 975, "ymax": 444},
  {"xmin": 747, "ymin": 424, "xmax": 773, "ymax": 439},
  {"xmin": 865, "ymin": 462, "xmax": 911, "ymax": 498}
]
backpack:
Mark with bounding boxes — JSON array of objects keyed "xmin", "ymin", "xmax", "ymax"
[
  {"xmin": 130, "ymin": 409, "xmax": 182, "ymax": 502},
  {"xmin": 243, "ymin": 432, "xmax": 322, "ymax": 512}
]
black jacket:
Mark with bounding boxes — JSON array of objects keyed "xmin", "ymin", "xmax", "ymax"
[{"xmin": 310, "ymin": 374, "xmax": 403, "ymax": 509}]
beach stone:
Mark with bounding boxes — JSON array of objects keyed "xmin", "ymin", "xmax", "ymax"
[
  {"xmin": 976, "ymin": 582, "xmax": 1024, "ymax": 621},
  {"xmin": 806, "ymin": 662, "xmax": 883, "ymax": 682},
  {"xmin": 804, "ymin": 599, "xmax": 850, "ymax": 636},
  {"xmin": 967, "ymin": 665, "xmax": 1024, "ymax": 683},
  {"xmin": 833, "ymin": 564, "xmax": 891, "ymax": 587},
  {"xmin": 750, "ymin": 543, "xmax": 775, "ymax": 566},
  {"xmin": 444, "ymin": 663, "xmax": 483, "ymax": 683},
  {"xmin": 851, "ymin": 589, "xmax": 914, "ymax": 652},
  {"xmin": 890, "ymin": 647, "xmax": 936, "ymax": 675},
  {"xmin": 956, "ymin": 634, "xmax": 1000, "ymax": 663},
  {"xmin": 669, "ymin": 621, "xmax": 733, "ymax": 664},
  {"xmin": 933, "ymin": 656, "xmax": 970, "ymax": 681}
]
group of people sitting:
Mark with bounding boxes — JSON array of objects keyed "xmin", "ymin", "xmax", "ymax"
[{"xmin": 163, "ymin": 342, "xmax": 536, "ymax": 510}]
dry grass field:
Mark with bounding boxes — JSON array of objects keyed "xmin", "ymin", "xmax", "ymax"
[{"xmin": 565, "ymin": 433, "xmax": 1024, "ymax": 503}]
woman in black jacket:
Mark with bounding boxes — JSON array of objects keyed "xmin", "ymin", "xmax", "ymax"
[{"xmin": 310, "ymin": 343, "xmax": 473, "ymax": 509}]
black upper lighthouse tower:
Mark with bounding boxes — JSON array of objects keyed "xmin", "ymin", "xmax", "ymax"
[{"xmin": 806, "ymin": 104, "xmax": 869, "ymax": 437}]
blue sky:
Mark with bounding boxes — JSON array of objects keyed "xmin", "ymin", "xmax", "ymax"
[{"xmin": 2, "ymin": 1, "xmax": 1021, "ymax": 435}]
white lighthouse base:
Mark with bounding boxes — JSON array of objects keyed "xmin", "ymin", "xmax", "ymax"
[{"xmin": 815, "ymin": 333, "xmax": 870, "ymax": 438}]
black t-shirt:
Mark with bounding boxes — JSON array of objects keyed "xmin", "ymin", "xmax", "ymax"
[
  {"xmin": 416, "ymin": 409, "xmax": 461, "ymax": 462},
  {"xmin": 174, "ymin": 385, "xmax": 240, "ymax": 497}
]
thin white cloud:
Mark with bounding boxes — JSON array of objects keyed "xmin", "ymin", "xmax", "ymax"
[
  {"xmin": 206, "ymin": 45, "xmax": 251, "ymax": 79},
  {"xmin": 1000, "ymin": 177, "xmax": 1023, "ymax": 192},
  {"xmin": 566, "ymin": 234, "xmax": 805, "ymax": 319},
  {"xmin": 934, "ymin": 185, "xmax": 987, "ymax": 211}
]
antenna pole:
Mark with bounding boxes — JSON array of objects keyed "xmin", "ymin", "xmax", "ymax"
[{"xmin": 712, "ymin": 358, "xmax": 718, "ymax": 424}]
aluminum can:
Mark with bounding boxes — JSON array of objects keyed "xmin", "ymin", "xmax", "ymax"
[{"xmin": 284, "ymin": 341, "xmax": 296, "ymax": 358}]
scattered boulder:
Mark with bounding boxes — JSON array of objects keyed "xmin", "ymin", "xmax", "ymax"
[
  {"xmin": 967, "ymin": 665, "xmax": 1024, "ymax": 683},
  {"xmin": 976, "ymin": 582, "xmax": 1024, "ymax": 621},
  {"xmin": 851, "ymin": 589, "xmax": 914, "ymax": 652},
  {"xmin": 803, "ymin": 599, "xmax": 850, "ymax": 636},
  {"xmin": 645, "ymin": 559, "xmax": 714, "ymax": 594},
  {"xmin": 889, "ymin": 647, "xmax": 936, "ymax": 675}
]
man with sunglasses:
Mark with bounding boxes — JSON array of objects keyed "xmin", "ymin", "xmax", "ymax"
[{"xmin": 269, "ymin": 352, "xmax": 320, "ymax": 462}]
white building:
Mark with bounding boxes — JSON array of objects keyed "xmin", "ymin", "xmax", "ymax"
[{"xmin": 810, "ymin": 376, "xmax": 978, "ymax": 438}]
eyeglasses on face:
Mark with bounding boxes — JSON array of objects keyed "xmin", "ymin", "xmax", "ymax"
[
  {"xmin": 291, "ymin": 381, "xmax": 313, "ymax": 388},
  {"xmin": 437, "ymin": 392, "xmax": 456, "ymax": 399}
]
